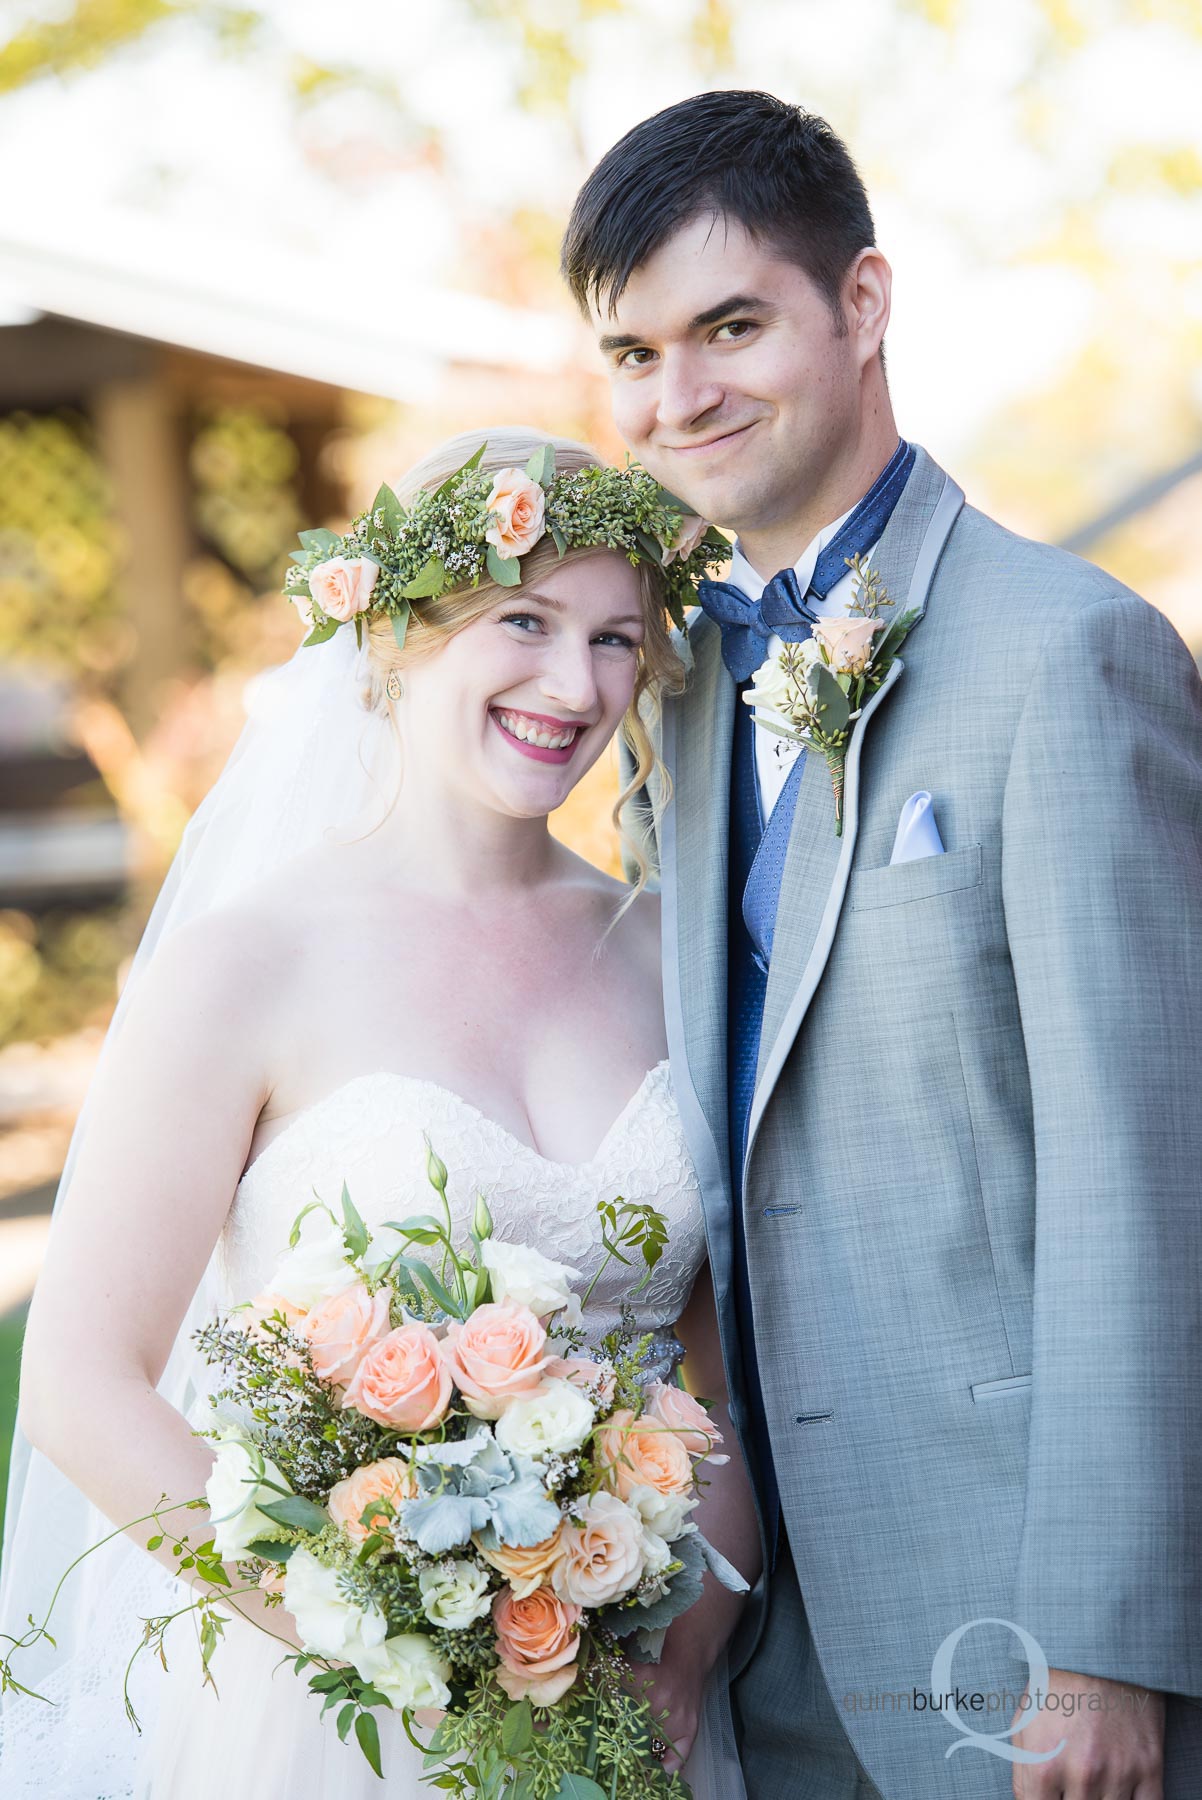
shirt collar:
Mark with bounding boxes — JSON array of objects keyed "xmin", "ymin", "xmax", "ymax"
[{"xmin": 727, "ymin": 502, "xmax": 857, "ymax": 601}]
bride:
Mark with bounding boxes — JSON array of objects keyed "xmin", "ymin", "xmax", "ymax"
[{"xmin": 0, "ymin": 429, "xmax": 759, "ymax": 1796}]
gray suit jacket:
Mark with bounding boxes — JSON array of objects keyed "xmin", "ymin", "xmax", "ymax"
[{"xmin": 653, "ymin": 447, "xmax": 1202, "ymax": 1793}]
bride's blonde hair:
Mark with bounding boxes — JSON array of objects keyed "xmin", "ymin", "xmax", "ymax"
[{"xmin": 360, "ymin": 426, "xmax": 686, "ymax": 902}]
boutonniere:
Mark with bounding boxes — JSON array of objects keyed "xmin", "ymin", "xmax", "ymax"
[{"xmin": 743, "ymin": 554, "xmax": 920, "ymax": 835}]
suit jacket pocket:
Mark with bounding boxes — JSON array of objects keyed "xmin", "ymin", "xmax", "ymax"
[
  {"xmin": 849, "ymin": 842, "xmax": 983, "ymax": 911},
  {"xmin": 971, "ymin": 1373, "xmax": 1032, "ymax": 1402}
]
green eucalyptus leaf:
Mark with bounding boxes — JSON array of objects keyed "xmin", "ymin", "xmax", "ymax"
[
  {"xmin": 652, "ymin": 485, "xmax": 692, "ymax": 514},
  {"xmin": 300, "ymin": 618, "xmax": 340, "ymax": 649},
  {"xmin": 807, "ymin": 662, "xmax": 851, "ymax": 735},
  {"xmin": 501, "ymin": 1699, "xmax": 534, "ymax": 1756},
  {"xmin": 371, "ymin": 483, "xmax": 406, "ymax": 532},
  {"xmin": 413, "ymin": 1261, "xmax": 464, "ymax": 1321},
  {"xmin": 549, "ymin": 523, "xmax": 568, "ymax": 557},
  {"xmin": 553, "ymin": 1776, "xmax": 607, "ymax": 1800},
  {"xmin": 523, "ymin": 444, "xmax": 556, "ymax": 489},
  {"xmin": 244, "ymin": 1538, "xmax": 296, "ymax": 1564},
  {"xmin": 258, "ymin": 1495, "xmax": 329, "ymax": 1533},
  {"xmin": 635, "ymin": 528, "xmax": 665, "ymax": 567},
  {"xmin": 390, "ymin": 604, "xmax": 411, "ymax": 652},
  {"xmin": 299, "ymin": 527, "xmax": 339, "ymax": 553},
  {"xmin": 354, "ymin": 1709, "xmax": 383, "ymax": 1778},
  {"xmin": 402, "ymin": 557, "xmax": 449, "ymax": 601},
  {"xmin": 485, "ymin": 546, "xmax": 522, "ymax": 588},
  {"xmin": 340, "ymin": 1182, "xmax": 371, "ymax": 1261}
]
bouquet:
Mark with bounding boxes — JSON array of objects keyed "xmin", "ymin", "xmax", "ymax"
[{"xmin": 2, "ymin": 1140, "xmax": 744, "ymax": 1799}]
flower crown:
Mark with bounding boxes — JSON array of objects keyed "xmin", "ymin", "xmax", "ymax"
[{"xmin": 282, "ymin": 442, "xmax": 728, "ymax": 651}]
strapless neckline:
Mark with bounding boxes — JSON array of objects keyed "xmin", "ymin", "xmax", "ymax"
[{"xmin": 239, "ymin": 1059, "xmax": 672, "ymax": 1187}]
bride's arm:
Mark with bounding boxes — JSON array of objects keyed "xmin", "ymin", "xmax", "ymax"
[
  {"xmin": 638, "ymin": 1260, "xmax": 762, "ymax": 1771},
  {"xmin": 17, "ymin": 907, "xmax": 285, "ymax": 1622}
]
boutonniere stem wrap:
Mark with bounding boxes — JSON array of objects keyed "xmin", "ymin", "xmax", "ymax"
[{"xmin": 743, "ymin": 555, "xmax": 920, "ymax": 835}]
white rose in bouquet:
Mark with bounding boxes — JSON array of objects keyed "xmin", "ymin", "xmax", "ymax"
[
  {"xmin": 283, "ymin": 1547, "xmax": 387, "ymax": 1663},
  {"xmin": 637, "ymin": 1526, "xmax": 675, "ymax": 1598},
  {"xmin": 205, "ymin": 1440, "xmax": 291, "ymax": 1559},
  {"xmin": 480, "ymin": 1238, "xmax": 581, "ymax": 1322},
  {"xmin": 267, "ymin": 1207, "xmax": 358, "ymax": 1310},
  {"xmin": 355, "ymin": 1633, "xmax": 452, "ymax": 1711},
  {"xmin": 418, "ymin": 1559, "xmax": 493, "ymax": 1630},
  {"xmin": 495, "ymin": 1379, "xmax": 594, "ymax": 1462},
  {"xmin": 624, "ymin": 1480, "xmax": 697, "ymax": 1544}
]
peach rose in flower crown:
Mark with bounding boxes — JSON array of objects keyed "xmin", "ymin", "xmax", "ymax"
[
  {"xmin": 661, "ymin": 512, "xmax": 708, "ymax": 566},
  {"xmin": 493, "ymin": 1585, "xmax": 581, "ymax": 1705},
  {"xmin": 475, "ymin": 1524, "xmax": 564, "ymax": 1599},
  {"xmin": 301, "ymin": 1281, "xmax": 391, "ymax": 1386},
  {"xmin": 484, "ymin": 469, "xmax": 546, "ymax": 560},
  {"xmin": 328, "ymin": 1457, "xmax": 417, "ymax": 1545},
  {"xmin": 595, "ymin": 1408, "xmax": 695, "ymax": 1503},
  {"xmin": 342, "ymin": 1322, "xmax": 452, "ymax": 1432},
  {"xmin": 551, "ymin": 1490, "xmax": 646, "ymax": 1608},
  {"xmin": 442, "ymin": 1302, "xmax": 551, "ymax": 1419},
  {"xmin": 645, "ymin": 1381, "xmax": 725, "ymax": 1458},
  {"xmin": 812, "ymin": 614, "xmax": 886, "ymax": 676},
  {"xmin": 308, "ymin": 554, "xmax": 379, "ymax": 622}
]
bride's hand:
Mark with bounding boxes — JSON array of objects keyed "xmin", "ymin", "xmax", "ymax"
[{"xmin": 630, "ymin": 1629, "xmax": 710, "ymax": 1774}]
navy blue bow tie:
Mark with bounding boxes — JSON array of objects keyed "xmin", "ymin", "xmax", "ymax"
[{"xmin": 697, "ymin": 438, "xmax": 916, "ymax": 681}]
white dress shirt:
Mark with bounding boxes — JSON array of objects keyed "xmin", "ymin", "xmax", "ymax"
[{"xmin": 727, "ymin": 508, "xmax": 878, "ymax": 819}]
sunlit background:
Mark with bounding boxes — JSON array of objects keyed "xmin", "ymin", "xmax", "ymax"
[{"xmin": 2, "ymin": 0, "xmax": 1200, "ymax": 1529}]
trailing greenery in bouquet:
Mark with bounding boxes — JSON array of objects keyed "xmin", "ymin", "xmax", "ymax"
[{"xmin": 2, "ymin": 1142, "xmax": 743, "ymax": 1799}]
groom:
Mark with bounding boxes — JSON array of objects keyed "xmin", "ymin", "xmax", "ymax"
[{"xmin": 563, "ymin": 91, "xmax": 1202, "ymax": 1799}]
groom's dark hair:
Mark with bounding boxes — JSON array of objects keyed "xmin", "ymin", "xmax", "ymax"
[{"xmin": 562, "ymin": 90, "xmax": 875, "ymax": 328}]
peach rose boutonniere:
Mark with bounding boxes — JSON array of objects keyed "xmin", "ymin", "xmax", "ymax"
[{"xmin": 743, "ymin": 552, "xmax": 921, "ymax": 835}]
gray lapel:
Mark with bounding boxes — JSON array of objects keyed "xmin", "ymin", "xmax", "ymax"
[
  {"xmin": 660, "ymin": 613, "xmax": 738, "ymax": 1303},
  {"xmin": 745, "ymin": 450, "xmax": 964, "ymax": 1174}
]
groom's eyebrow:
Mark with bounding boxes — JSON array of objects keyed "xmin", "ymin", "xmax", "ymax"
[{"xmin": 597, "ymin": 293, "xmax": 772, "ymax": 353}]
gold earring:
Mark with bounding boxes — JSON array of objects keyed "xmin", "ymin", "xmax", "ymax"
[{"xmin": 386, "ymin": 670, "xmax": 402, "ymax": 701}]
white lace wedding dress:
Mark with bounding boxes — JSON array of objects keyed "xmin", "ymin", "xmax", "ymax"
[{"xmin": 129, "ymin": 1061, "xmax": 745, "ymax": 1798}]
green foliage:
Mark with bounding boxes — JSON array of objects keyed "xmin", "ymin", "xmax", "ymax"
[
  {"xmin": 0, "ymin": 905, "xmax": 134, "ymax": 1049},
  {"xmin": 0, "ymin": 0, "xmax": 175, "ymax": 96},
  {"xmin": 0, "ymin": 412, "xmax": 123, "ymax": 679}
]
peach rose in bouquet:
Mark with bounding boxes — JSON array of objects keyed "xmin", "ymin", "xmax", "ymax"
[
  {"xmin": 551, "ymin": 1491, "xmax": 646, "ymax": 1608},
  {"xmin": 594, "ymin": 1408, "xmax": 695, "ymax": 1504},
  {"xmin": 328, "ymin": 1456, "xmax": 418, "ymax": 1545},
  {"xmin": 493, "ymin": 1585, "xmax": 581, "ymax": 1705},
  {"xmin": 342, "ymin": 1322, "xmax": 452, "ymax": 1432},
  {"xmin": 442, "ymin": 1302, "xmax": 551, "ymax": 1420},
  {"xmin": 645, "ymin": 1381, "xmax": 726, "ymax": 1459},
  {"xmin": 301, "ymin": 1281, "xmax": 392, "ymax": 1386}
]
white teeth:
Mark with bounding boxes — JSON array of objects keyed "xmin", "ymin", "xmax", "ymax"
[{"xmin": 497, "ymin": 710, "xmax": 577, "ymax": 750}]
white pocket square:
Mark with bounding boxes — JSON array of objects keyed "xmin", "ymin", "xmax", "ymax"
[{"xmin": 890, "ymin": 791, "xmax": 946, "ymax": 865}]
